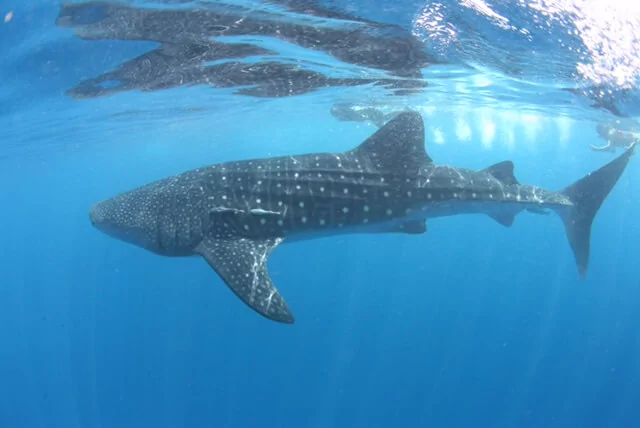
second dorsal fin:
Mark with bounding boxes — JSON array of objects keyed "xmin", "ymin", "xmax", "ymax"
[{"xmin": 483, "ymin": 161, "xmax": 519, "ymax": 185}]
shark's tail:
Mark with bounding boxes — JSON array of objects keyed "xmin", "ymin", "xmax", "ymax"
[{"xmin": 558, "ymin": 143, "xmax": 635, "ymax": 279}]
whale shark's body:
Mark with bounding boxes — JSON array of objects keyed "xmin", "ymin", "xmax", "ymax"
[{"xmin": 90, "ymin": 112, "xmax": 635, "ymax": 323}]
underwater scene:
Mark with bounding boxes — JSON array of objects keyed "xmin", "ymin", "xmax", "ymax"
[{"xmin": 1, "ymin": 1, "xmax": 640, "ymax": 427}]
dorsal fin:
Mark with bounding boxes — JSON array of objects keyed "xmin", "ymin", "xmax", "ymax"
[
  {"xmin": 349, "ymin": 111, "xmax": 431, "ymax": 171},
  {"xmin": 483, "ymin": 161, "xmax": 519, "ymax": 185}
]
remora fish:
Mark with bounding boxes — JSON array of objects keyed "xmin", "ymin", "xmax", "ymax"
[{"xmin": 89, "ymin": 112, "xmax": 635, "ymax": 323}]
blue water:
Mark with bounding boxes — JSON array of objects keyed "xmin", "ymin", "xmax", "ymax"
[{"xmin": 1, "ymin": 1, "xmax": 640, "ymax": 427}]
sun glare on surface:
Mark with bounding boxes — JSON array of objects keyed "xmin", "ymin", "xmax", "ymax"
[{"xmin": 432, "ymin": 127, "xmax": 446, "ymax": 144}]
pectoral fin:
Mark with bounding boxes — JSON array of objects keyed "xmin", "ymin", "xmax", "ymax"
[{"xmin": 195, "ymin": 237, "xmax": 294, "ymax": 324}]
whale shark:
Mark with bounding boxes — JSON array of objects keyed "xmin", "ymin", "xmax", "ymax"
[{"xmin": 89, "ymin": 112, "xmax": 635, "ymax": 324}]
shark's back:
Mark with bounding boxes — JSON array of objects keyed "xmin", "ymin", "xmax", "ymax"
[{"xmin": 146, "ymin": 151, "xmax": 422, "ymax": 242}]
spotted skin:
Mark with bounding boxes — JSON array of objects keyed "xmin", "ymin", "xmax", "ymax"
[{"xmin": 90, "ymin": 112, "xmax": 635, "ymax": 324}]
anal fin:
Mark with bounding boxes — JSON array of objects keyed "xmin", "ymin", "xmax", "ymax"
[
  {"xmin": 526, "ymin": 207, "xmax": 550, "ymax": 216},
  {"xmin": 195, "ymin": 237, "xmax": 294, "ymax": 324},
  {"xmin": 487, "ymin": 213, "xmax": 515, "ymax": 227}
]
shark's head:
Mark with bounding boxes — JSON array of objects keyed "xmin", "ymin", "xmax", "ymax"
[
  {"xmin": 89, "ymin": 191, "xmax": 162, "ymax": 253},
  {"xmin": 89, "ymin": 183, "xmax": 176, "ymax": 253},
  {"xmin": 90, "ymin": 186, "xmax": 202, "ymax": 256}
]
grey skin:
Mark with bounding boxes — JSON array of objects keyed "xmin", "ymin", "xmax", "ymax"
[
  {"xmin": 592, "ymin": 123, "xmax": 639, "ymax": 152},
  {"xmin": 90, "ymin": 112, "xmax": 635, "ymax": 324}
]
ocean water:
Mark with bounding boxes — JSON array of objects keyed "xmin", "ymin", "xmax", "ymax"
[{"xmin": 1, "ymin": 1, "xmax": 639, "ymax": 427}]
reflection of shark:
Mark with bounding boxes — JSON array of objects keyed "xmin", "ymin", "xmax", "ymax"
[
  {"xmin": 263, "ymin": 0, "xmax": 388, "ymax": 26},
  {"xmin": 566, "ymin": 86, "xmax": 635, "ymax": 118},
  {"xmin": 591, "ymin": 123, "xmax": 639, "ymax": 153},
  {"xmin": 68, "ymin": 51, "xmax": 429, "ymax": 99},
  {"xmin": 89, "ymin": 112, "xmax": 635, "ymax": 324},
  {"xmin": 57, "ymin": 2, "xmax": 434, "ymax": 99},
  {"xmin": 330, "ymin": 103, "xmax": 402, "ymax": 127},
  {"xmin": 56, "ymin": 2, "xmax": 432, "ymax": 75}
]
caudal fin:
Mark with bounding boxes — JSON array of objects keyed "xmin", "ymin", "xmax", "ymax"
[{"xmin": 560, "ymin": 143, "xmax": 635, "ymax": 279}]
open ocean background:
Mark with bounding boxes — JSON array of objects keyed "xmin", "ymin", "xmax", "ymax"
[{"xmin": 1, "ymin": 0, "xmax": 639, "ymax": 427}]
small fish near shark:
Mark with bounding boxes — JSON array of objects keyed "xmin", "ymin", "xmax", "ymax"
[{"xmin": 89, "ymin": 112, "xmax": 635, "ymax": 324}]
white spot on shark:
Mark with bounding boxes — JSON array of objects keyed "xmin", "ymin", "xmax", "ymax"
[{"xmin": 250, "ymin": 208, "xmax": 280, "ymax": 215}]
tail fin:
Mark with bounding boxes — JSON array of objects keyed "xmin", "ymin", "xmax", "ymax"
[{"xmin": 560, "ymin": 143, "xmax": 635, "ymax": 279}]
